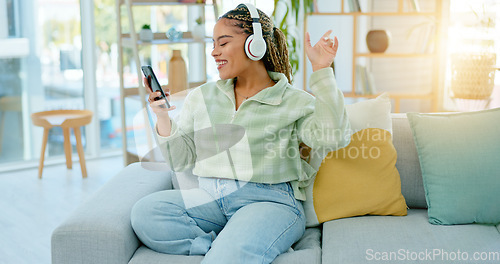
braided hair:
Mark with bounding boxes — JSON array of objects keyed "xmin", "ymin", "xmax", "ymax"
[{"xmin": 221, "ymin": 4, "xmax": 292, "ymax": 84}]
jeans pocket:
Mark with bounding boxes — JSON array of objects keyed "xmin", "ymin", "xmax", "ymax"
[
  {"xmin": 254, "ymin": 182, "xmax": 290, "ymax": 195},
  {"xmin": 253, "ymin": 182, "xmax": 302, "ymax": 213}
]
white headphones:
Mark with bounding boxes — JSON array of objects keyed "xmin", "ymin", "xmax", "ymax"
[{"xmin": 243, "ymin": 3, "xmax": 267, "ymax": 61}]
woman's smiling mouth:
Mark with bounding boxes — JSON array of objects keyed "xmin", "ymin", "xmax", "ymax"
[{"xmin": 216, "ymin": 60, "xmax": 227, "ymax": 70}]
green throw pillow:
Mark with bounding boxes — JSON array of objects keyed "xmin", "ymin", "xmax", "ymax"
[{"xmin": 407, "ymin": 108, "xmax": 500, "ymax": 225}]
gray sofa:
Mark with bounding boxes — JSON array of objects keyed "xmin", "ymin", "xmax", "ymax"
[{"xmin": 51, "ymin": 114, "xmax": 500, "ymax": 263}]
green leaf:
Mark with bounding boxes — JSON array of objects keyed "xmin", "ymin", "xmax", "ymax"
[{"xmin": 272, "ymin": 0, "xmax": 304, "ymax": 78}]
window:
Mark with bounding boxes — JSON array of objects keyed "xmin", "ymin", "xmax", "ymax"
[
  {"xmin": 0, "ymin": 0, "xmax": 280, "ymax": 170},
  {"xmin": 444, "ymin": 0, "xmax": 500, "ymax": 111},
  {"xmin": 0, "ymin": 0, "xmax": 109, "ymax": 169}
]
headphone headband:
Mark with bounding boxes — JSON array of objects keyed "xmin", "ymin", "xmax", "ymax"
[
  {"xmin": 244, "ymin": 3, "xmax": 259, "ymax": 19},
  {"xmin": 242, "ymin": 3, "xmax": 266, "ymax": 61},
  {"xmin": 243, "ymin": 3, "xmax": 262, "ymax": 38}
]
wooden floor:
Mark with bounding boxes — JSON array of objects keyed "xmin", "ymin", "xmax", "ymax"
[{"xmin": 0, "ymin": 155, "xmax": 124, "ymax": 264}]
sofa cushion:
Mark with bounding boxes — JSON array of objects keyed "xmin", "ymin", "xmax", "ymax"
[
  {"xmin": 408, "ymin": 109, "xmax": 500, "ymax": 225},
  {"xmin": 322, "ymin": 209, "xmax": 500, "ymax": 264},
  {"xmin": 51, "ymin": 162, "xmax": 173, "ymax": 264},
  {"xmin": 303, "ymin": 93, "xmax": 407, "ymax": 227},
  {"xmin": 129, "ymin": 227, "xmax": 321, "ymax": 264},
  {"xmin": 129, "ymin": 247, "xmax": 203, "ymax": 264},
  {"xmin": 391, "ymin": 114, "xmax": 426, "ymax": 209}
]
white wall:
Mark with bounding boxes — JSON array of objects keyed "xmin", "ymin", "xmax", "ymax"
[
  {"xmin": 305, "ymin": 15, "xmax": 354, "ymax": 93},
  {"xmin": 301, "ymin": 0, "xmax": 355, "ymax": 93}
]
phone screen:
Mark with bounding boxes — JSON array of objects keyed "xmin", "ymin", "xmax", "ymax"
[{"xmin": 141, "ymin": 65, "xmax": 171, "ymax": 108}]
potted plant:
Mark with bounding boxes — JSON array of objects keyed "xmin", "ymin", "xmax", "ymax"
[
  {"xmin": 272, "ymin": 0, "xmax": 316, "ymax": 78},
  {"xmin": 139, "ymin": 24, "xmax": 153, "ymax": 42},
  {"xmin": 192, "ymin": 16, "xmax": 205, "ymax": 41}
]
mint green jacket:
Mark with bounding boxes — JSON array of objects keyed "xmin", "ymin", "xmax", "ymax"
[{"xmin": 157, "ymin": 67, "xmax": 350, "ymax": 200}]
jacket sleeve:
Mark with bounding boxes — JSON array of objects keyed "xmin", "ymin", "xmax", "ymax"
[
  {"xmin": 155, "ymin": 92, "xmax": 197, "ymax": 172},
  {"xmin": 297, "ymin": 67, "xmax": 351, "ymax": 151}
]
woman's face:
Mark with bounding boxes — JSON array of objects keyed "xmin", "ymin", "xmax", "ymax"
[{"xmin": 211, "ymin": 19, "xmax": 252, "ymax": 80}]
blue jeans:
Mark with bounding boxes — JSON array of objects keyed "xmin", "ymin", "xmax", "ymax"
[{"xmin": 131, "ymin": 177, "xmax": 306, "ymax": 264}]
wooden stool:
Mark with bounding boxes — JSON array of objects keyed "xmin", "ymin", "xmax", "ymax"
[{"xmin": 31, "ymin": 110, "xmax": 93, "ymax": 178}]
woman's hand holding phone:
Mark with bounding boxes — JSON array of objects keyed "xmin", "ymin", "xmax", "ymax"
[
  {"xmin": 144, "ymin": 76, "xmax": 176, "ymax": 115},
  {"xmin": 144, "ymin": 76, "xmax": 176, "ymax": 137}
]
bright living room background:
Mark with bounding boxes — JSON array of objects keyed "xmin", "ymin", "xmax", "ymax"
[
  {"xmin": 0, "ymin": 0, "xmax": 499, "ymax": 170},
  {"xmin": 0, "ymin": 0, "xmax": 271, "ymax": 171},
  {"xmin": 0, "ymin": 1, "xmax": 499, "ymax": 263}
]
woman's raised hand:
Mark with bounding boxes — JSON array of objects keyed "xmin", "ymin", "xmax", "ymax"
[
  {"xmin": 305, "ymin": 30, "xmax": 339, "ymax": 72},
  {"xmin": 144, "ymin": 76, "xmax": 176, "ymax": 116}
]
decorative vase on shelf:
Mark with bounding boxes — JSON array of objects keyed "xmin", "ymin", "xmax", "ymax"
[
  {"xmin": 139, "ymin": 25, "xmax": 153, "ymax": 42},
  {"xmin": 168, "ymin": 50, "xmax": 188, "ymax": 94},
  {"xmin": 166, "ymin": 27, "xmax": 182, "ymax": 42},
  {"xmin": 366, "ymin": 30, "xmax": 391, "ymax": 53},
  {"xmin": 192, "ymin": 25, "xmax": 205, "ymax": 41}
]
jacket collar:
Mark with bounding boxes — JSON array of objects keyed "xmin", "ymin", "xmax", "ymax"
[{"xmin": 216, "ymin": 71, "xmax": 289, "ymax": 106}]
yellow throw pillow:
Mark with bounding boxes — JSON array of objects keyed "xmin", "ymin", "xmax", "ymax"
[
  {"xmin": 313, "ymin": 128, "xmax": 407, "ymax": 223},
  {"xmin": 302, "ymin": 93, "xmax": 407, "ymax": 227}
]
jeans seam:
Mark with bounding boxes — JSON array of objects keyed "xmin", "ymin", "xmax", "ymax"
[
  {"xmin": 260, "ymin": 212, "xmax": 301, "ymax": 264},
  {"xmin": 191, "ymin": 216, "xmax": 225, "ymax": 229},
  {"xmin": 182, "ymin": 212, "xmax": 215, "ymax": 239},
  {"xmin": 285, "ymin": 185, "xmax": 302, "ymax": 217},
  {"xmin": 254, "ymin": 183, "xmax": 290, "ymax": 196},
  {"xmin": 183, "ymin": 212, "xmax": 199, "ymax": 239}
]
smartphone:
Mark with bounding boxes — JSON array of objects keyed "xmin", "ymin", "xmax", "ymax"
[{"xmin": 141, "ymin": 65, "xmax": 171, "ymax": 108}]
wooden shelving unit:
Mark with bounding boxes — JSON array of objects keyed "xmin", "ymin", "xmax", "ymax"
[
  {"xmin": 303, "ymin": 0, "xmax": 444, "ymax": 112},
  {"xmin": 116, "ymin": 0, "xmax": 217, "ymax": 165}
]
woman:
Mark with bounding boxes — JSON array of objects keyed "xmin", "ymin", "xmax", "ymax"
[{"xmin": 131, "ymin": 3, "xmax": 350, "ymax": 263}]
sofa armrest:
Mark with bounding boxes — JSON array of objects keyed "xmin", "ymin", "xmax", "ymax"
[{"xmin": 51, "ymin": 162, "xmax": 173, "ymax": 264}]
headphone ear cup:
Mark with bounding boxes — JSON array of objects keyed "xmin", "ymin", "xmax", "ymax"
[
  {"xmin": 245, "ymin": 34, "xmax": 266, "ymax": 61},
  {"xmin": 244, "ymin": 34, "xmax": 254, "ymax": 60}
]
